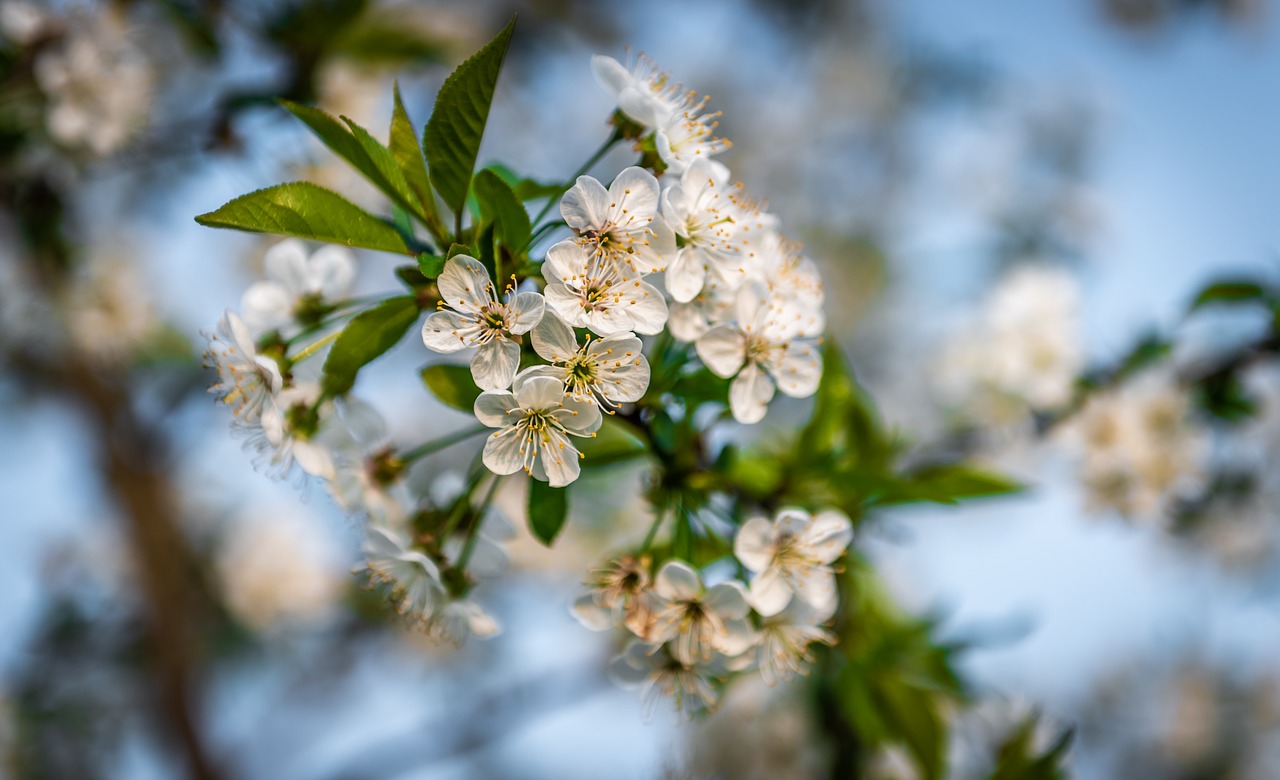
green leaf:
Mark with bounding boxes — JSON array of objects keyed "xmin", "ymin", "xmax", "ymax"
[
  {"xmin": 390, "ymin": 84, "xmax": 437, "ymax": 220},
  {"xmin": 447, "ymin": 243, "xmax": 473, "ymax": 260},
  {"xmin": 395, "ymin": 264, "xmax": 431, "ymax": 289},
  {"xmin": 485, "ymin": 163, "xmax": 565, "ymax": 201},
  {"xmin": 885, "ymin": 464, "xmax": 1024, "ymax": 506},
  {"xmin": 1189, "ymin": 280, "xmax": 1269, "ymax": 312},
  {"xmin": 322, "ymin": 296, "xmax": 421, "ymax": 395},
  {"xmin": 331, "ymin": 18, "xmax": 447, "ymax": 65},
  {"xmin": 473, "ymin": 168, "xmax": 531, "ymax": 250},
  {"xmin": 577, "ymin": 418, "xmax": 649, "ymax": 469},
  {"xmin": 195, "ymin": 183, "xmax": 413, "ymax": 255},
  {"xmin": 280, "ymin": 100, "xmax": 425, "ymax": 224},
  {"xmin": 423, "ymin": 17, "xmax": 516, "ymax": 216},
  {"xmin": 528, "ymin": 479, "xmax": 568, "ymax": 546},
  {"xmin": 421, "ymin": 364, "xmax": 481, "ymax": 412},
  {"xmin": 418, "ymin": 252, "xmax": 446, "ymax": 278}
]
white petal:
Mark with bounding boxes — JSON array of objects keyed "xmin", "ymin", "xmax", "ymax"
[
  {"xmin": 590, "ymin": 54, "xmax": 630, "ymax": 97},
  {"xmin": 665, "ymin": 248, "xmax": 705, "ymax": 303},
  {"xmin": 473, "ymin": 391, "xmax": 519, "ymax": 427},
  {"xmin": 464, "ymin": 602, "xmax": 502, "ymax": 638},
  {"xmin": 507, "ymin": 292, "xmax": 545, "ymax": 335},
  {"xmin": 598, "ymin": 352, "xmax": 650, "ymax": 404},
  {"xmin": 571, "ymin": 593, "xmax": 613, "ymax": 631},
  {"xmin": 482, "ymin": 430, "xmax": 525, "ymax": 475},
  {"xmin": 793, "ymin": 570, "xmax": 839, "ymax": 613},
  {"xmin": 749, "ymin": 567, "xmax": 794, "ymax": 617},
  {"xmin": 561, "ymin": 176, "xmax": 611, "ymax": 231},
  {"xmin": 538, "ymin": 429, "xmax": 581, "ymax": 487},
  {"xmin": 624, "ymin": 281, "xmax": 668, "ymax": 335},
  {"xmin": 308, "ymin": 244, "xmax": 357, "ymax": 299},
  {"xmin": 735, "ymin": 282, "xmax": 769, "ymax": 327},
  {"xmin": 264, "ymin": 239, "xmax": 310, "ymax": 294},
  {"xmin": 667, "ymin": 302, "xmax": 709, "ymax": 342},
  {"xmin": 531, "ymin": 309, "xmax": 580, "ymax": 362},
  {"xmin": 716, "ymin": 617, "xmax": 760, "ymax": 657},
  {"xmin": 655, "ymin": 560, "xmax": 702, "ymax": 601},
  {"xmin": 542, "ymin": 240, "xmax": 588, "ymax": 287},
  {"xmin": 696, "ymin": 325, "xmax": 746, "ymax": 378},
  {"xmin": 559, "ymin": 395, "xmax": 603, "ymax": 435},
  {"xmin": 734, "ymin": 516, "xmax": 776, "ymax": 573},
  {"xmin": 770, "ymin": 341, "xmax": 822, "ymax": 399},
  {"xmin": 438, "ymin": 255, "xmax": 494, "ymax": 314},
  {"xmin": 421, "ymin": 310, "xmax": 477, "ymax": 353},
  {"xmin": 293, "ymin": 440, "xmax": 334, "ymax": 479},
  {"xmin": 240, "ymin": 281, "xmax": 293, "ymax": 334},
  {"xmin": 544, "ymin": 283, "xmax": 588, "ymax": 328},
  {"xmin": 804, "ymin": 510, "xmax": 854, "ymax": 564},
  {"xmin": 516, "ymin": 375, "xmax": 567, "ymax": 410},
  {"xmin": 703, "ymin": 580, "xmax": 750, "ymax": 620},
  {"xmin": 729, "ymin": 362, "xmax": 775, "ymax": 424},
  {"xmin": 470, "ymin": 339, "xmax": 520, "ymax": 391},
  {"xmin": 608, "ymin": 167, "xmax": 660, "ymax": 225}
]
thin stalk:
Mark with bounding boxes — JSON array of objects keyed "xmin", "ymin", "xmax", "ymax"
[
  {"xmin": 525, "ymin": 132, "xmax": 623, "ymax": 248},
  {"xmin": 290, "ymin": 330, "xmax": 340, "ymax": 362},
  {"xmin": 457, "ymin": 474, "xmax": 504, "ymax": 569},
  {"xmin": 640, "ymin": 507, "xmax": 667, "ymax": 552},
  {"xmin": 400, "ymin": 425, "xmax": 489, "ymax": 464}
]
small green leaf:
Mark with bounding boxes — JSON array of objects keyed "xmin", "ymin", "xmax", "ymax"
[
  {"xmin": 322, "ymin": 296, "xmax": 420, "ymax": 395},
  {"xmin": 421, "ymin": 364, "xmax": 481, "ymax": 412},
  {"xmin": 1189, "ymin": 280, "xmax": 1269, "ymax": 312},
  {"xmin": 485, "ymin": 163, "xmax": 565, "ymax": 201},
  {"xmin": 447, "ymin": 243, "xmax": 472, "ymax": 260},
  {"xmin": 195, "ymin": 183, "xmax": 413, "ymax": 255},
  {"xmin": 473, "ymin": 168, "xmax": 531, "ymax": 250},
  {"xmin": 423, "ymin": 17, "xmax": 516, "ymax": 216},
  {"xmin": 390, "ymin": 84, "xmax": 437, "ymax": 221},
  {"xmin": 528, "ymin": 479, "xmax": 568, "ymax": 546},
  {"xmin": 578, "ymin": 418, "xmax": 648, "ymax": 469},
  {"xmin": 341, "ymin": 116, "xmax": 422, "ymax": 217},
  {"xmin": 887, "ymin": 464, "xmax": 1024, "ymax": 506},
  {"xmin": 418, "ymin": 252, "xmax": 446, "ymax": 278},
  {"xmin": 395, "ymin": 264, "xmax": 431, "ymax": 289}
]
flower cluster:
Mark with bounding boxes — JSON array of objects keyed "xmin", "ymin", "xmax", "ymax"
[
  {"xmin": 201, "ymin": 49, "xmax": 845, "ymax": 708},
  {"xmin": 575, "ymin": 508, "xmax": 852, "ymax": 715}
]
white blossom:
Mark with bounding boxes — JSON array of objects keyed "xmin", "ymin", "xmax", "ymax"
[
  {"xmin": 734, "ymin": 508, "xmax": 853, "ymax": 617},
  {"xmin": 421, "ymin": 255, "xmax": 544, "ymax": 391},
  {"xmin": 327, "ymin": 399, "xmax": 412, "ymax": 529},
  {"xmin": 755, "ymin": 598, "xmax": 837, "ymax": 686},
  {"xmin": 608, "ymin": 640, "xmax": 725, "ymax": 717},
  {"xmin": 205, "ymin": 310, "xmax": 282, "ymax": 424},
  {"xmin": 591, "ymin": 53, "xmax": 684, "ymax": 129},
  {"xmin": 527, "ymin": 310, "xmax": 650, "ymax": 411},
  {"xmin": 647, "ymin": 561, "xmax": 757, "ymax": 664},
  {"xmin": 254, "ymin": 383, "xmax": 341, "ymax": 481},
  {"xmin": 571, "ymin": 555, "xmax": 659, "ymax": 638},
  {"xmin": 561, "ymin": 167, "xmax": 675, "ymax": 278},
  {"xmin": 241, "ymin": 239, "xmax": 356, "ymax": 336},
  {"xmin": 473, "ymin": 372, "xmax": 602, "ymax": 487},
  {"xmin": 33, "ymin": 8, "xmax": 152, "ymax": 156},
  {"xmin": 695, "ymin": 284, "xmax": 823, "ymax": 424},
  {"xmin": 541, "ymin": 239, "xmax": 668, "ymax": 336},
  {"xmin": 662, "ymin": 159, "xmax": 779, "ymax": 303},
  {"xmin": 360, "ymin": 526, "xmax": 447, "ymax": 622}
]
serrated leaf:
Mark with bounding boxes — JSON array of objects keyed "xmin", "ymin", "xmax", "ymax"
[
  {"xmin": 195, "ymin": 183, "xmax": 412, "ymax": 255},
  {"xmin": 322, "ymin": 296, "xmax": 421, "ymax": 395},
  {"xmin": 418, "ymin": 252, "xmax": 446, "ymax": 278},
  {"xmin": 447, "ymin": 243, "xmax": 472, "ymax": 260},
  {"xmin": 1189, "ymin": 280, "xmax": 1269, "ymax": 312},
  {"xmin": 528, "ymin": 479, "xmax": 568, "ymax": 546},
  {"xmin": 423, "ymin": 17, "xmax": 515, "ymax": 216},
  {"xmin": 421, "ymin": 364, "xmax": 480, "ymax": 412},
  {"xmin": 391, "ymin": 84, "xmax": 435, "ymax": 216},
  {"xmin": 473, "ymin": 168, "xmax": 531, "ymax": 250},
  {"xmin": 341, "ymin": 116, "xmax": 423, "ymax": 218}
]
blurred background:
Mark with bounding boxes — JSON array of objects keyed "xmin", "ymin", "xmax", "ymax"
[{"xmin": 3, "ymin": 0, "xmax": 1280, "ymax": 777}]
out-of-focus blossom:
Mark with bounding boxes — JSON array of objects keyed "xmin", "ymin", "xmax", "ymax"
[
  {"xmin": 571, "ymin": 554, "xmax": 658, "ymax": 638},
  {"xmin": 687, "ymin": 676, "xmax": 830, "ymax": 780},
  {"xmin": 939, "ymin": 264, "xmax": 1084, "ymax": 425},
  {"xmin": 255, "ymin": 383, "xmax": 343, "ymax": 481},
  {"xmin": 33, "ymin": 8, "xmax": 153, "ymax": 156},
  {"xmin": 241, "ymin": 239, "xmax": 356, "ymax": 336},
  {"xmin": 646, "ymin": 561, "xmax": 756, "ymax": 664},
  {"xmin": 1063, "ymin": 368, "xmax": 1208, "ymax": 522},
  {"xmin": 0, "ymin": 1, "xmax": 47, "ymax": 44},
  {"xmin": 734, "ymin": 507, "xmax": 853, "ymax": 616},
  {"xmin": 204, "ymin": 310, "xmax": 282, "ymax": 424},
  {"xmin": 64, "ymin": 252, "xmax": 158, "ymax": 360},
  {"xmin": 608, "ymin": 641, "xmax": 724, "ymax": 718},
  {"xmin": 216, "ymin": 508, "xmax": 346, "ymax": 632},
  {"xmin": 755, "ymin": 597, "xmax": 837, "ymax": 686}
]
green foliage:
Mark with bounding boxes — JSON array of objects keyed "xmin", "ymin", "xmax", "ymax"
[
  {"xmin": 473, "ymin": 168, "xmax": 531, "ymax": 251},
  {"xmin": 321, "ymin": 296, "xmax": 421, "ymax": 395},
  {"xmin": 578, "ymin": 417, "xmax": 649, "ymax": 469},
  {"xmin": 528, "ymin": 479, "xmax": 569, "ymax": 545},
  {"xmin": 485, "ymin": 163, "xmax": 566, "ymax": 201},
  {"xmin": 1188, "ymin": 279, "xmax": 1271, "ymax": 312},
  {"xmin": 421, "ymin": 364, "xmax": 482, "ymax": 412},
  {"xmin": 389, "ymin": 84, "xmax": 437, "ymax": 224},
  {"xmin": 423, "ymin": 18, "xmax": 516, "ymax": 218},
  {"xmin": 280, "ymin": 100, "xmax": 428, "ymax": 226},
  {"xmin": 986, "ymin": 716, "xmax": 1074, "ymax": 780},
  {"xmin": 417, "ymin": 252, "xmax": 446, "ymax": 278},
  {"xmin": 880, "ymin": 464, "xmax": 1023, "ymax": 506},
  {"xmin": 194, "ymin": 183, "xmax": 413, "ymax": 255}
]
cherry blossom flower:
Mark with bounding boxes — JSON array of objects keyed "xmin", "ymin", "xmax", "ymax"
[
  {"xmin": 241, "ymin": 239, "xmax": 356, "ymax": 336},
  {"xmin": 473, "ymin": 373, "xmax": 602, "ymax": 487},
  {"xmin": 541, "ymin": 240, "xmax": 668, "ymax": 336},
  {"xmin": 205, "ymin": 310, "xmax": 282, "ymax": 424},
  {"xmin": 254, "ymin": 383, "xmax": 344, "ymax": 481},
  {"xmin": 526, "ymin": 310, "xmax": 650, "ymax": 411},
  {"xmin": 652, "ymin": 92, "xmax": 732, "ymax": 175},
  {"xmin": 561, "ymin": 167, "xmax": 674, "ymax": 277},
  {"xmin": 609, "ymin": 641, "xmax": 725, "ymax": 718},
  {"xmin": 571, "ymin": 555, "xmax": 661, "ymax": 639},
  {"xmin": 695, "ymin": 284, "xmax": 823, "ymax": 424},
  {"xmin": 734, "ymin": 508, "xmax": 853, "ymax": 617},
  {"xmin": 421, "ymin": 255, "xmax": 544, "ymax": 391},
  {"xmin": 647, "ymin": 561, "xmax": 757, "ymax": 664},
  {"xmin": 591, "ymin": 53, "xmax": 684, "ymax": 129},
  {"xmin": 359, "ymin": 526, "xmax": 447, "ymax": 623},
  {"xmin": 661, "ymin": 159, "xmax": 776, "ymax": 303},
  {"xmin": 755, "ymin": 598, "xmax": 837, "ymax": 686}
]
